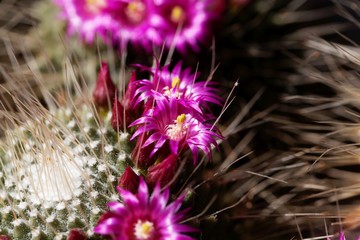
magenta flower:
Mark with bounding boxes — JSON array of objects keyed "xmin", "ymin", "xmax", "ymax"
[
  {"xmin": 130, "ymin": 97, "xmax": 222, "ymax": 162},
  {"xmin": 150, "ymin": 0, "xmax": 223, "ymax": 52},
  {"xmin": 327, "ymin": 232, "xmax": 360, "ymax": 240},
  {"xmin": 339, "ymin": 233, "xmax": 346, "ymax": 240},
  {"xmin": 54, "ymin": 0, "xmax": 223, "ymax": 51},
  {"xmin": 54, "ymin": 0, "xmax": 117, "ymax": 43},
  {"xmin": 94, "ymin": 178, "xmax": 196, "ymax": 240},
  {"xmin": 107, "ymin": 0, "xmax": 160, "ymax": 48},
  {"xmin": 135, "ymin": 62, "xmax": 222, "ymax": 114}
]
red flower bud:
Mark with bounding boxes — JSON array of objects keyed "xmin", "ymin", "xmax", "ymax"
[
  {"xmin": 122, "ymin": 71, "xmax": 144, "ymax": 124},
  {"xmin": 93, "ymin": 61, "xmax": 117, "ymax": 108},
  {"xmin": 67, "ymin": 229, "xmax": 88, "ymax": 240},
  {"xmin": 0, "ymin": 236, "xmax": 11, "ymax": 240},
  {"xmin": 128, "ymin": 101, "xmax": 144, "ymax": 125},
  {"xmin": 146, "ymin": 154, "xmax": 178, "ymax": 187},
  {"xmin": 123, "ymin": 71, "xmax": 138, "ymax": 109},
  {"xmin": 131, "ymin": 132, "xmax": 157, "ymax": 168},
  {"xmin": 118, "ymin": 167, "xmax": 140, "ymax": 193},
  {"xmin": 111, "ymin": 95, "xmax": 125, "ymax": 131}
]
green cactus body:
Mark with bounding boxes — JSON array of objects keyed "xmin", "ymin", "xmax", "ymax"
[{"xmin": 0, "ymin": 105, "xmax": 132, "ymax": 239}]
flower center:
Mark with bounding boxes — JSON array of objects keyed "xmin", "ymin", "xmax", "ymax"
[
  {"xmin": 170, "ymin": 6, "xmax": 185, "ymax": 24},
  {"xmin": 125, "ymin": 1, "xmax": 146, "ymax": 24},
  {"xmin": 86, "ymin": 0, "xmax": 106, "ymax": 13},
  {"xmin": 134, "ymin": 220, "xmax": 154, "ymax": 240},
  {"xmin": 166, "ymin": 114, "xmax": 187, "ymax": 141},
  {"xmin": 163, "ymin": 76, "xmax": 183, "ymax": 98}
]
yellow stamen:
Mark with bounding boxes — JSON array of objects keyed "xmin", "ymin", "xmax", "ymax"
[
  {"xmin": 86, "ymin": 0, "xmax": 106, "ymax": 13},
  {"xmin": 134, "ymin": 220, "xmax": 154, "ymax": 240},
  {"xmin": 171, "ymin": 76, "xmax": 181, "ymax": 88},
  {"xmin": 128, "ymin": 2, "xmax": 138, "ymax": 12},
  {"xmin": 126, "ymin": 1, "xmax": 146, "ymax": 24},
  {"xmin": 163, "ymin": 77, "xmax": 183, "ymax": 98},
  {"xmin": 170, "ymin": 6, "xmax": 185, "ymax": 23},
  {"xmin": 166, "ymin": 114, "xmax": 188, "ymax": 141},
  {"xmin": 176, "ymin": 114, "xmax": 186, "ymax": 124}
]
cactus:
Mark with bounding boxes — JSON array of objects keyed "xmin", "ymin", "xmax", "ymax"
[
  {"xmin": 4, "ymin": 0, "xmax": 360, "ymax": 239},
  {"xmin": 0, "ymin": 102, "xmax": 133, "ymax": 239}
]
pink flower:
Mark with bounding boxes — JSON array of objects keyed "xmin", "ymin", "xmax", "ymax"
[
  {"xmin": 54, "ymin": 0, "xmax": 224, "ymax": 51},
  {"xmin": 108, "ymin": 0, "xmax": 160, "ymax": 48},
  {"xmin": 54, "ymin": 0, "xmax": 117, "ymax": 43},
  {"xmin": 149, "ymin": 0, "xmax": 223, "ymax": 52},
  {"xmin": 135, "ymin": 62, "xmax": 222, "ymax": 114},
  {"xmin": 328, "ymin": 232, "xmax": 360, "ymax": 240},
  {"xmin": 339, "ymin": 233, "xmax": 346, "ymax": 240},
  {"xmin": 94, "ymin": 178, "xmax": 196, "ymax": 240},
  {"xmin": 130, "ymin": 97, "xmax": 222, "ymax": 163}
]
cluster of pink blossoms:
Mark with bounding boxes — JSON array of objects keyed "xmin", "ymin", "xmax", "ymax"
[
  {"xmin": 54, "ymin": 0, "xmax": 224, "ymax": 51},
  {"xmin": 92, "ymin": 60, "xmax": 222, "ymax": 239},
  {"xmin": 94, "ymin": 61, "xmax": 223, "ymax": 186}
]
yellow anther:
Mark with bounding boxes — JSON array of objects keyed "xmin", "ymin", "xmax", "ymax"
[
  {"xmin": 141, "ymin": 222, "xmax": 153, "ymax": 235},
  {"xmin": 176, "ymin": 114, "xmax": 186, "ymax": 124},
  {"xmin": 134, "ymin": 220, "xmax": 154, "ymax": 239},
  {"xmin": 171, "ymin": 76, "xmax": 181, "ymax": 88},
  {"xmin": 127, "ymin": 2, "xmax": 139, "ymax": 12},
  {"xmin": 166, "ymin": 114, "xmax": 188, "ymax": 140},
  {"xmin": 125, "ymin": 1, "xmax": 146, "ymax": 24},
  {"xmin": 170, "ymin": 6, "xmax": 185, "ymax": 23},
  {"xmin": 86, "ymin": 0, "xmax": 106, "ymax": 12}
]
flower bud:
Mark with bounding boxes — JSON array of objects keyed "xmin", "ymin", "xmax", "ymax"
[
  {"xmin": 146, "ymin": 154, "xmax": 178, "ymax": 187},
  {"xmin": 67, "ymin": 229, "xmax": 88, "ymax": 240},
  {"xmin": 0, "ymin": 236, "xmax": 11, "ymax": 240},
  {"xmin": 131, "ymin": 132, "xmax": 157, "ymax": 168},
  {"xmin": 121, "ymin": 71, "xmax": 144, "ymax": 125},
  {"xmin": 128, "ymin": 102, "xmax": 144, "ymax": 125},
  {"xmin": 110, "ymin": 95, "xmax": 125, "ymax": 131},
  {"xmin": 118, "ymin": 167, "xmax": 140, "ymax": 193},
  {"xmin": 123, "ymin": 71, "xmax": 138, "ymax": 109},
  {"xmin": 93, "ymin": 61, "xmax": 117, "ymax": 108}
]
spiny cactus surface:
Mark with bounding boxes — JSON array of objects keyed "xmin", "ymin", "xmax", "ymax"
[{"xmin": 0, "ymin": 104, "xmax": 132, "ymax": 240}]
